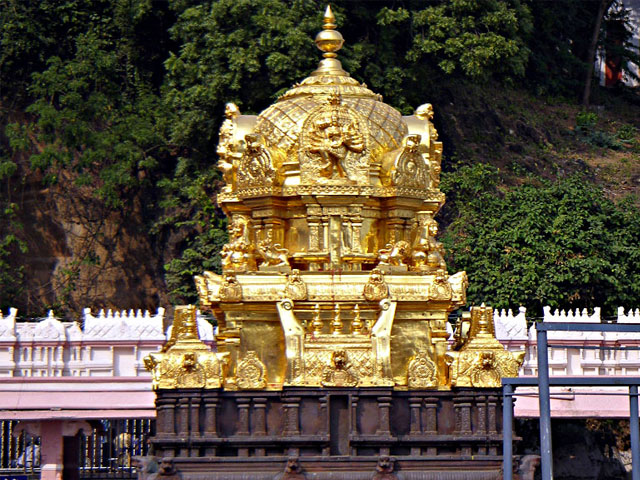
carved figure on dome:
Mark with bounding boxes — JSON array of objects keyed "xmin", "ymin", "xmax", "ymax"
[
  {"xmin": 301, "ymin": 94, "xmax": 367, "ymax": 184},
  {"xmin": 285, "ymin": 269, "xmax": 307, "ymax": 300},
  {"xmin": 414, "ymin": 103, "xmax": 442, "ymax": 189},
  {"xmin": 220, "ymin": 274, "xmax": 242, "ymax": 302},
  {"xmin": 411, "ymin": 215, "xmax": 446, "ymax": 272},
  {"xmin": 221, "ymin": 215, "xmax": 257, "ymax": 272},
  {"xmin": 217, "ymin": 103, "xmax": 242, "ymax": 192},
  {"xmin": 255, "ymin": 237, "xmax": 290, "ymax": 271},
  {"xmin": 321, "ymin": 350, "xmax": 358, "ymax": 387},
  {"xmin": 377, "ymin": 240, "xmax": 410, "ymax": 268},
  {"xmin": 237, "ymin": 133, "xmax": 278, "ymax": 188},
  {"xmin": 389, "ymin": 134, "xmax": 429, "ymax": 189},
  {"xmin": 363, "ymin": 268, "xmax": 388, "ymax": 301}
]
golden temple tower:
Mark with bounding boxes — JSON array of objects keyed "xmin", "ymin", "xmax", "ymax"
[{"xmin": 148, "ymin": 6, "xmax": 523, "ymax": 394}]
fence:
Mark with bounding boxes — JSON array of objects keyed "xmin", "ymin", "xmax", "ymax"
[
  {"xmin": 502, "ymin": 320, "xmax": 640, "ymax": 480},
  {"xmin": 0, "ymin": 419, "xmax": 154, "ymax": 480}
]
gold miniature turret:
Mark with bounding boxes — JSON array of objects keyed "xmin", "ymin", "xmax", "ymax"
[{"xmin": 147, "ymin": 6, "xmax": 524, "ymax": 391}]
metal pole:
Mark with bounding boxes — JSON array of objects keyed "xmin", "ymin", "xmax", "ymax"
[
  {"xmin": 630, "ymin": 385, "xmax": 640, "ymax": 480},
  {"xmin": 537, "ymin": 327, "xmax": 553, "ymax": 480},
  {"xmin": 503, "ymin": 383, "xmax": 514, "ymax": 480}
]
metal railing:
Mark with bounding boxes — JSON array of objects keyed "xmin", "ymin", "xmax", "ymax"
[
  {"xmin": 0, "ymin": 419, "xmax": 154, "ymax": 480},
  {"xmin": 503, "ymin": 321, "xmax": 640, "ymax": 480}
]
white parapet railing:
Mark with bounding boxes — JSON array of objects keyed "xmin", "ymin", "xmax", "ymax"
[{"xmin": 0, "ymin": 308, "xmax": 215, "ymax": 378}]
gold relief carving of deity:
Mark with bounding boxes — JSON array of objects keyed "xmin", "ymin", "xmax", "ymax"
[
  {"xmin": 363, "ymin": 268, "xmax": 389, "ymax": 301},
  {"xmin": 236, "ymin": 351, "xmax": 268, "ymax": 389},
  {"xmin": 413, "ymin": 103, "xmax": 442, "ymax": 189},
  {"xmin": 221, "ymin": 215, "xmax": 257, "ymax": 273},
  {"xmin": 410, "ymin": 214, "xmax": 446, "ymax": 273},
  {"xmin": 407, "ymin": 352, "xmax": 437, "ymax": 389},
  {"xmin": 220, "ymin": 273, "xmax": 243, "ymax": 302},
  {"xmin": 388, "ymin": 134, "xmax": 429, "ymax": 189},
  {"xmin": 285, "ymin": 269, "xmax": 307, "ymax": 300},
  {"xmin": 299, "ymin": 94, "xmax": 369, "ymax": 185},
  {"xmin": 217, "ymin": 103, "xmax": 242, "ymax": 192},
  {"xmin": 237, "ymin": 133, "xmax": 280, "ymax": 189},
  {"xmin": 321, "ymin": 350, "xmax": 358, "ymax": 387}
]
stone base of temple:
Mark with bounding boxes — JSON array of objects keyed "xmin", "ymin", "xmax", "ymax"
[{"xmin": 151, "ymin": 388, "xmax": 509, "ymax": 479}]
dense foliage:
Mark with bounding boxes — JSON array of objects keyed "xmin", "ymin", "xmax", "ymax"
[
  {"xmin": 442, "ymin": 165, "xmax": 640, "ymax": 314},
  {"xmin": 0, "ymin": 0, "xmax": 638, "ymax": 314}
]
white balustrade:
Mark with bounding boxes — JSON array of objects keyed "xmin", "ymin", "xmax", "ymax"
[{"xmin": 0, "ymin": 307, "xmax": 217, "ymax": 378}]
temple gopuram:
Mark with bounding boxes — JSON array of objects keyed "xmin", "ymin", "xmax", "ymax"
[{"xmin": 145, "ymin": 7, "xmax": 525, "ymax": 479}]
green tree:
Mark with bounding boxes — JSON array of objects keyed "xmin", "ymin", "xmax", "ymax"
[{"xmin": 442, "ymin": 166, "xmax": 640, "ymax": 315}]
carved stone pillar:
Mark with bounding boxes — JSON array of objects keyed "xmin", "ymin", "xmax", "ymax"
[
  {"xmin": 423, "ymin": 396, "xmax": 438, "ymax": 455},
  {"xmin": 156, "ymin": 395, "xmax": 176, "ymax": 438},
  {"xmin": 237, "ymin": 397, "xmax": 250, "ymax": 435},
  {"xmin": 177, "ymin": 397, "xmax": 190, "ymax": 457},
  {"xmin": 409, "ymin": 396, "xmax": 422, "ymax": 455},
  {"xmin": 190, "ymin": 395, "xmax": 201, "ymax": 438},
  {"xmin": 476, "ymin": 395, "xmax": 487, "ymax": 455},
  {"xmin": 319, "ymin": 395, "xmax": 329, "ymax": 456},
  {"xmin": 377, "ymin": 395, "xmax": 392, "ymax": 455},
  {"xmin": 283, "ymin": 397, "xmax": 301, "ymax": 435},
  {"xmin": 409, "ymin": 397, "xmax": 422, "ymax": 435},
  {"xmin": 454, "ymin": 395, "xmax": 473, "ymax": 456},
  {"xmin": 237, "ymin": 397, "xmax": 251, "ymax": 457},
  {"xmin": 487, "ymin": 395, "xmax": 499, "ymax": 455},
  {"xmin": 350, "ymin": 396, "xmax": 359, "ymax": 455},
  {"xmin": 203, "ymin": 393, "xmax": 219, "ymax": 456},
  {"xmin": 253, "ymin": 397, "xmax": 267, "ymax": 457},
  {"xmin": 283, "ymin": 396, "xmax": 301, "ymax": 456}
]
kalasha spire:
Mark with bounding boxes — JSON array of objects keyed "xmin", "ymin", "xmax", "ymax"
[{"xmin": 311, "ymin": 5, "xmax": 348, "ymax": 77}]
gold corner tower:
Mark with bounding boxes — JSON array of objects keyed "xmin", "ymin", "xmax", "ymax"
[{"xmin": 150, "ymin": 6, "xmax": 523, "ymax": 392}]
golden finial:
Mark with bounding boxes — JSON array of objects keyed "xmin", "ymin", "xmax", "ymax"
[
  {"xmin": 311, "ymin": 304, "xmax": 324, "ymax": 334},
  {"xmin": 312, "ymin": 5, "xmax": 348, "ymax": 77},
  {"xmin": 331, "ymin": 304, "xmax": 343, "ymax": 334},
  {"xmin": 351, "ymin": 304, "xmax": 364, "ymax": 334}
]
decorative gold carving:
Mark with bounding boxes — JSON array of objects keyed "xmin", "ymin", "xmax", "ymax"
[
  {"xmin": 446, "ymin": 305, "xmax": 525, "ymax": 388},
  {"xmin": 351, "ymin": 304, "xmax": 364, "ymax": 334},
  {"xmin": 217, "ymin": 103, "xmax": 242, "ymax": 193},
  {"xmin": 256, "ymin": 237, "xmax": 290, "ymax": 271},
  {"xmin": 220, "ymin": 273, "xmax": 242, "ymax": 302},
  {"xmin": 311, "ymin": 304, "xmax": 323, "ymax": 334},
  {"xmin": 428, "ymin": 273, "xmax": 453, "ymax": 301},
  {"xmin": 237, "ymin": 133, "xmax": 279, "ymax": 188},
  {"xmin": 407, "ymin": 352, "xmax": 437, "ymax": 389},
  {"xmin": 330, "ymin": 304, "xmax": 343, "ymax": 334},
  {"xmin": 300, "ymin": 94, "xmax": 368, "ymax": 185},
  {"xmin": 321, "ymin": 350, "xmax": 358, "ymax": 387},
  {"xmin": 184, "ymin": 6, "xmax": 525, "ymax": 393},
  {"xmin": 411, "ymin": 213, "xmax": 446, "ymax": 272},
  {"xmin": 377, "ymin": 241, "xmax": 410, "ymax": 269},
  {"xmin": 389, "ymin": 134, "xmax": 429, "ymax": 189},
  {"xmin": 144, "ymin": 305, "xmax": 228, "ymax": 389},
  {"xmin": 221, "ymin": 215, "xmax": 257, "ymax": 272},
  {"xmin": 236, "ymin": 351, "xmax": 267, "ymax": 389},
  {"xmin": 285, "ymin": 269, "xmax": 307, "ymax": 300},
  {"xmin": 363, "ymin": 268, "xmax": 388, "ymax": 301}
]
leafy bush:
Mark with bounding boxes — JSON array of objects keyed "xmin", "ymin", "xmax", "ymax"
[{"xmin": 442, "ymin": 166, "xmax": 640, "ymax": 315}]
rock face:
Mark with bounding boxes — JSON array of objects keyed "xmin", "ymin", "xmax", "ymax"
[{"xmin": 17, "ymin": 170, "xmax": 168, "ymax": 316}]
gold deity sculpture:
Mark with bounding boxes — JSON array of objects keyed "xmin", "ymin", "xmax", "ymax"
[{"xmin": 146, "ymin": 6, "xmax": 523, "ymax": 391}]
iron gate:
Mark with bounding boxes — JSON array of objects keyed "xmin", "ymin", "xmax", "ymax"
[{"xmin": 0, "ymin": 419, "xmax": 155, "ymax": 480}]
